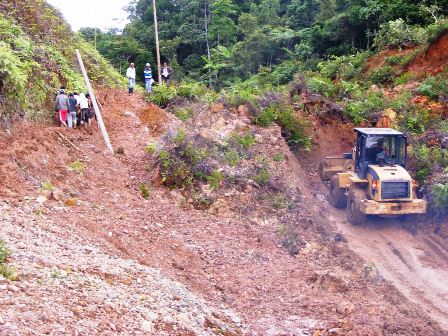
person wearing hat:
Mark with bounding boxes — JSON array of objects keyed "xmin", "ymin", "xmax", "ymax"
[
  {"xmin": 126, "ymin": 62, "xmax": 136, "ymax": 95},
  {"xmin": 143, "ymin": 63, "xmax": 153, "ymax": 93},
  {"xmin": 54, "ymin": 88, "xmax": 69, "ymax": 127}
]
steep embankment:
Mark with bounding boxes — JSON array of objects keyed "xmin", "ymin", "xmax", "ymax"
[{"xmin": 0, "ymin": 0, "xmax": 125, "ymax": 124}]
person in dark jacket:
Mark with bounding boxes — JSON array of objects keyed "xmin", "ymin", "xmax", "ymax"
[
  {"xmin": 68, "ymin": 93, "xmax": 78, "ymax": 128},
  {"xmin": 54, "ymin": 89, "xmax": 69, "ymax": 127}
]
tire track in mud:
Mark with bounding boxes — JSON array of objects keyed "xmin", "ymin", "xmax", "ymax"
[{"xmin": 329, "ymin": 210, "xmax": 448, "ymax": 330}]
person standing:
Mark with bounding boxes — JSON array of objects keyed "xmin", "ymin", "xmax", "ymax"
[
  {"xmin": 143, "ymin": 63, "xmax": 153, "ymax": 93},
  {"xmin": 67, "ymin": 93, "xmax": 78, "ymax": 128},
  {"xmin": 54, "ymin": 89, "xmax": 69, "ymax": 127},
  {"xmin": 161, "ymin": 62, "xmax": 173, "ymax": 84},
  {"xmin": 85, "ymin": 93, "xmax": 95, "ymax": 126},
  {"xmin": 126, "ymin": 62, "xmax": 136, "ymax": 95},
  {"xmin": 77, "ymin": 93, "xmax": 89, "ymax": 126}
]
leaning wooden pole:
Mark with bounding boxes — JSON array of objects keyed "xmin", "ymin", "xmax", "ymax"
[
  {"xmin": 152, "ymin": 0, "xmax": 162, "ymax": 83},
  {"xmin": 75, "ymin": 49, "xmax": 114, "ymax": 154}
]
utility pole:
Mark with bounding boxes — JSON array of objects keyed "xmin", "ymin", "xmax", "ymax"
[
  {"xmin": 76, "ymin": 49, "xmax": 114, "ymax": 154},
  {"xmin": 152, "ymin": 0, "xmax": 162, "ymax": 83}
]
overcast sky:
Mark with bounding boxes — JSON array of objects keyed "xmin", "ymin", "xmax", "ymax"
[{"xmin": 46, "ymin": 0, "xmax": 131, "ymax": 31}]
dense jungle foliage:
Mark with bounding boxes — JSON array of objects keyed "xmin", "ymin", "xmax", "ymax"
[{"xmin": 81, "ymin": 0, "xmax": 448, "ymax": 87}]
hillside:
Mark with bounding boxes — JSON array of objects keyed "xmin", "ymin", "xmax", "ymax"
[
  {"xmin": 0, "ymin": 0, "xmax": 448, "ymax": 335},
  {"xmin": 0, "ymin": 0, "xmax": 125, "ymax": 124}
]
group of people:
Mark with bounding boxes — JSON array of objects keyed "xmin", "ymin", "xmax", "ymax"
[
  {"xmin": 126, "ymin": 62, "xmax": 173, "ymax": 95},
  {"xmin": 54, "ymin": 88, "xmax": 95, "ymax": 128}
]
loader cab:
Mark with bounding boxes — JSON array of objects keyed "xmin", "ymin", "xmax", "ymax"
[{"xmin": 354, "ymin": 128, "xmax": 407, "ymax": 179}]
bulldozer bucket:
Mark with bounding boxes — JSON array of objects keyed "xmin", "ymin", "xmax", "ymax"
[{"xmin": 319, "ymin": 156, "xmax": 351, "ymax": 181}]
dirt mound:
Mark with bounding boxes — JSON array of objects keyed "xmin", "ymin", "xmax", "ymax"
[
  {"xmin": 139, "ymin": 104, "xmax": 168, "ymax": 136},
  {"xmin": 410, "ymin": 32, "xmax": 448, "ymax": 76}
]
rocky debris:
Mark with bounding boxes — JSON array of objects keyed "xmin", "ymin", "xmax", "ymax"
[
  {"xmin": 0, "ymin": 202, "xmax": 242, "ymax": 335},
  {"xmin": 52, "ymin": 188, "xmax": 64, "ymax": 201},
  {"xmin": 310, "ymin": 270, "xmax": 350, "ymax": 293}
]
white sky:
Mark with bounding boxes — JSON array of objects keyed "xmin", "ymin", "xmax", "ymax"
[{"xmin": 46, "ymin": 0, "xmax": 131, "ymax": 31}]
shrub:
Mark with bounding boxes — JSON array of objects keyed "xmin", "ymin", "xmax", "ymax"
[
  {"xmin": 426, "ymin": 18, "xmax": 448, "ymax": 44},
  {"xmin": 418, "ymin": 76, "xmax": 448, "ymax": 101},
  {"xmin": 0, "ymin": 240, "xmax": 11, "ymax": 263},
  {"xmin": 369, "ymin": 66, "xmax": 395, "ymax": 85},
  {"xmin": 373, "ymin": 19, "xmax": 426, "ymax": 50},
  {"xmin": 140, "ymin": 183, "xmax": 151, "ymax": 199},
  {"xmin": 255, "ymin": 105, "xmax": 278, "ymax": 127},
  {"xmin": 306, "ymin": 75, "xmax": 336, "ymax": 97},
  {"xmin": 385, "ymin": 50, "xmax": 420, "ymax": 67},
  {"xmin": 145, "ymin": 143, "xmax": 157, "ymax": 155},
  {"xmin": 231, "ymin": 131, "xmax": 256, "ymax": 149},
  {"xmin": 394, "ymin": 72, "xmax": 415, "ymax": 86},
  {"xmin": 404, "ymin": 109, "xmax": 430, "ymax": 134},
  {"xmin": 344, "ymin": 92, "xmax": 384, "ymax": 124},
  {"xmin": 0, "ymin": 240, "xmax": 16, "ymax": 281},
  {"xmin": 177, "ymin": 82, "xmax": 206, "ymax": 100},
  {"xmin": 225, "ymin": 149, "xmax": 240, "ymax": 167},
  {"xmin": 150, "ymin": 83, "xmax": 178, "ymax": 107},
  {"xmin": 0, "ymin": 264, "xmax": 18, "ymax": 281},
  {"xmin": 318, "ymin": 52, "xmax": 370, "ymax": 80},
  {"xmin": 222, "ymin": 83, "xmax": 259, "ymax": 107},
  {"xmin": 207, "ymin": 171, "xmax": 224, "ymax": 190},
  {"xmin": 433, "ymin": 182, "xmax": 448, "ymax": 215},
  {"xmin": 158, "ymin": 134, "xmax": 210, "ymax": 190},
  {"xmin": 173, "ymin": 128, "xmax": 187, "ymax": 144},
  {"xmin": 277, "ymin": 110, "xmax": 311, "ymax": 149},
  {"xmin": 254, "ymin": 168, "xmax": 271, "ymax": 186}
]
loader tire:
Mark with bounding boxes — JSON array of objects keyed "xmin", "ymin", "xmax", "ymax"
[
  {"xmin": 318, "ymin": 162, "xmax": 326, "ymax": 181},
  {"xmin": 347, "ymin": 189, "xmax": 367, "ymax": 226},
  {"xmin": 329, "ymin": 175, "xmax": 347, "ymax": 209}
]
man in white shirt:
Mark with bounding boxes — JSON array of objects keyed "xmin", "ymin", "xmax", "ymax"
[{"xmin": 126, "ymin": 63, "xmax": 136, "ymax": 95}]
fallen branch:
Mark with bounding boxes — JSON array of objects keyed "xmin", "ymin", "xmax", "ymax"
[
  {"xmin": 13, "ymin": 159, "xmax": 41, "ymax": 186},
  {"xmin": 55, "ymin": 131, "xmax": 83, "ymax": 152}
]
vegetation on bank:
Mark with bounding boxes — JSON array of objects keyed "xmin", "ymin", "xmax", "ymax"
[{"xmin": 0, "ymin": 0, "xmax": 125, "ymax": 122}]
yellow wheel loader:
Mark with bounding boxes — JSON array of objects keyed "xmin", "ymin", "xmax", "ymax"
[{"xmin": 320, "ymin": 128, "xmax": 427, "ymax": 225}]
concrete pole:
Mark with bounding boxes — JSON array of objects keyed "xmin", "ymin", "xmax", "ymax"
[
  {"xmin": 152, "ymin": 0, "xmax": 162, "ymax": 83},
  {"xmin": 75, "ymin": 49, "xmax": 114, "ymax": 154}
]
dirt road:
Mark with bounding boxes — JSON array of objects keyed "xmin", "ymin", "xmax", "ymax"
[{"xmin": 328, "ymin": 209, "xmax": 448, "ymax": 330}]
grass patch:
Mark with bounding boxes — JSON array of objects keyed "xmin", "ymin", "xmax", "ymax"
[
  {"xmin": 145, "ymin": 143, "xmax": 157, "ymax": 155},
  {"xmin": 68, "ymin": 159, "xmax": 84, "ymax": 175},
  {"xmin": 0, "ymin": 240, "xmax": 17, "ymax": 281},
  {"xmin": 41, "ymin": 181, "xmax": 54, "ymax": 191},
  {"xmin": 174, "ymin": 106, "xmax": 195, "ymax": 122},
  {"xmin": 140, "ymin": 183, "xmax": 151, "ymax": 199},
  {"xmin": 273, "ymin": 153, "xmax": 285, "ymax": 162}
]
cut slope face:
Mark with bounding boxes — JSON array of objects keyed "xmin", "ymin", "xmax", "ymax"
[{"xmin": 410, "ymin": 32, "xmax": 448, "ymax": 76}]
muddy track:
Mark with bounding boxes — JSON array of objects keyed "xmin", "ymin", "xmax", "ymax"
[
  {"xmin": 333, "ymin": 215, "xmax": 448, "ymax": 329},
  {"xmin": 298, "ymin": 121, "xmax": 448, "ymax": 331},
  {"xmin": 319, "ymin": 184, "xmax": 448, "ymax": 330}
]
